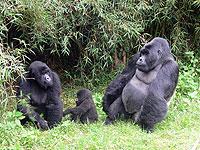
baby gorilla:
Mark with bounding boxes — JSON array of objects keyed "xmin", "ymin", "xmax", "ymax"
[{"xmin": 63, "ymin": 89, "xmax": 98, "ymax": 123}]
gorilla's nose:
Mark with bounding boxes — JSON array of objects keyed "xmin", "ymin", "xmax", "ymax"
[
  {"xmin": 44, "ymin": 74, "xmax": 51, "ymax": 82},
  {"xmin": 136, "ymin": 59, "xmax": 143, "ymax": 65}
]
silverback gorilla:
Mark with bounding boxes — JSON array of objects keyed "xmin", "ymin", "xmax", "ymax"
[
  {"xmin": 63, "ymin": 89, "xmax": 98, "ymax": 123},
  {"xmin": 103, "ymin": 37, "xmax": 179, "ymax": 132},
  {"xmin": 17, "ymin": 61, "xmax": 63, "ymax": 130}
]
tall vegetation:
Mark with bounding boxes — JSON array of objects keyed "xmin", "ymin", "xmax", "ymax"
[
  {"xmin": 0, "ymin": 47, "xmax": 26, "ymax": 113},
  {"xmin": 0, "ymin": 0, "xmax": 199, "ymax": 113}
]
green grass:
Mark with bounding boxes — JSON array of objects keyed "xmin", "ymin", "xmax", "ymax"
[{"xmin": 0, "ymin": 84, "xmax": 200, "ymax": 150}]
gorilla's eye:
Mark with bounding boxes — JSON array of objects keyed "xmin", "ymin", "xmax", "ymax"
[
  {"xmin": 141, "ymin": 49, "xmax": 149, "ymax": 55},
  {"xmin": 40, "ymin": 66, "xmax": 47, "ymax": 72},
  {"xmin": 43, "ymin": 70, "xmax": 49, "ymax": 74},
  {"xmin": 145, "ymin": 44, "xmax": 152, "ymax": 49},
  {"xmin": 41, "ymin": 68, "xmax": 49, "ymax": 75}
]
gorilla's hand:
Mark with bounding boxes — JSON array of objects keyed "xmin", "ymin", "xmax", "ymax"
[
  {"xmin": 37, "ymin": 120, "xmax": 49, "ymax": 130},
  {"xmin": 63, "ymin": 108, "xmax": 72, "ymax": 116}
]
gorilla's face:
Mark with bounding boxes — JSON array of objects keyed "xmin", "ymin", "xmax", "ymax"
[
  {"xmin": 29, "ymin": 61, "xmax": 53, "ymax": 89},
  {"xmin": 136, "ymin": 40, "xmax": 162, "ymax": 72}
]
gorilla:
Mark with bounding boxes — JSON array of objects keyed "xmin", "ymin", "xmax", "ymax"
[
  {"xmin": 17, "ymin": 61, "xmax": 63, "ymax": 130},
  {"xmin": 63, "ymin": 89, "xmax": 98, "ymax": 123},
  {"xmin": 103, "ymin": 37, "xmax": 179, "ymax": 132}
]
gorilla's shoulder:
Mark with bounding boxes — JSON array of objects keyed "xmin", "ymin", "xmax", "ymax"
[
  {"xmin": 162, "ymin": 56, "xmax": 179, "ymax": 70},
  {"xmin": 52, "ymin": 71, "xmax": 60, "ymax": 81}
]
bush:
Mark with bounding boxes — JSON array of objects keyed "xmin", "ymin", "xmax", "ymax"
[
  {"xmin": 0, "ymin": 0, "xmax": 199, "ymax": 112},
  {"xmin": 1, "ymin": 0, "xmax": 200, "ymax": 74},
  {"xmin": 0, "ymin": 45, "xmax": 26, "ymax": 115}
]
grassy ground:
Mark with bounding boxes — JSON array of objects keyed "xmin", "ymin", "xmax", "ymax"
[{"xmin": 0, "ymin": 84, "xmax": 200, "ymax": 150}]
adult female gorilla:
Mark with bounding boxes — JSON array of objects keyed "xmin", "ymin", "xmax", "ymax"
[
  {"xmin": 17, "ymin": 61, "xmax": 63, "ymax": 130},
  {"xmin": 103, "ymin": 37, "xmax": 179, "ymax": 132}
]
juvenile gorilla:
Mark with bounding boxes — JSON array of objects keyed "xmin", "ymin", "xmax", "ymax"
[
  {"xmin": 103, "ymin": 37, "xmax": 179, "ymax": 132},
  {"xmin": 17, "ymin": 61, "xmax": 63, "ymax": 130},
  {"xmin": 63, "ymin": 89, "xmax": 98, "ymax": 123}
]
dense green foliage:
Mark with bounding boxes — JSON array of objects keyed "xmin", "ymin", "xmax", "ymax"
[
  {"xmin": 1, "ymin": 0, "xmax": 200, "ymax": 70},
  {"xmin": 0, "ymin": 48, "xmax": 26, "ymax": 112}
]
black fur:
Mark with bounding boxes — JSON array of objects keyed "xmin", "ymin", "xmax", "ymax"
[
  {"xmin": 63, "ymin": 89, "xmax": 98, "ymax": 123},
  {"xmin": 103, "ymin": 37, "xmax": 179, "ymax": 132},
  {"xmin": 102, "ymin": 53, "xmax": 140, "ymax": 115},
  {"xmin": 17, "ymin": 61, "xmax": 63, "ymax": 130}
]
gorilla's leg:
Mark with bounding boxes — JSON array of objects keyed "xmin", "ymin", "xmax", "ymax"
[
  {"xmin": 70, "ymin": 114, "xmax": 79, "ymax": 122},
  {"xmin": 45, "ymin": 102, "xmax": 63, "ymax": 128},
  {"xmin": 102, "ymin": 94, "xmax": 114, "ymax": 115},
  {"xmin": 80, "ymin": 114, "xmax": 90, "ymax": 123},
  {"xmin": 105, "ymin": 97, "xmax": 126, "ymax": 125},
  {"xmin": 138, "ymin": 95, "xmax": 168, "ymax": 132}
]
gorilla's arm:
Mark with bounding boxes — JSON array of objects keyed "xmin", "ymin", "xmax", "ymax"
[
  {"xmin": 45, "ymin": 72, "xmax": 63, "ymax": 128},
  {"xmin": 102, "ymin": 53, "xmax": 140, "ymax": 114},
  {"xmin": 163, "ymin": 59, "xmax": 179, "ymax": 101},
  {"xmin": 46, "ymin": 72, "xmax": 62, "ymax": 105},
  {"xmin": 63, "ymin": 100, "xmax": 91, "ymax": 116},
  {"xmin": 149, "ymin": 58, "xmax": 179, "ymax": 99},
  {"xmin": 138, "ymin": 58, "xmax": 179, "ymax": 132},
  {"xmin": 138, "ymin": 93, "xmax": 168, "ymax": 133},
  {"xmin": 45, "ymin": 102, "xmax": 63, "ymax": 128},
  {"xmin": 17, "ymin": 79, "xmax": 49, "ymax": 130},
  {"xmin": 17, "ymin": 104, "xmax": 49, "ymax": 130}
]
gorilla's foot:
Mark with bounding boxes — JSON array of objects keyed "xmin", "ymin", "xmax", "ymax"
[
  {"xmin": 104, "ymin": 117, "xmax": 114, "ymax": 125},
  {"xmin": 141, "ymin": 123, "xmax": 154, "ymax": 133}
]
